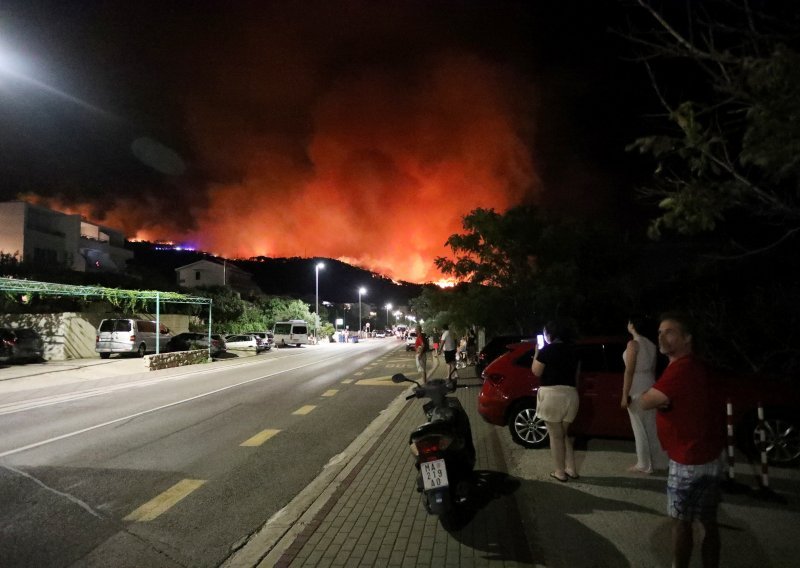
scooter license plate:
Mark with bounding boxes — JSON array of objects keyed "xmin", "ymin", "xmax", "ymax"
[{"xmin": 421, "ymin": 459, "xmax": 449, "ymax": 490}]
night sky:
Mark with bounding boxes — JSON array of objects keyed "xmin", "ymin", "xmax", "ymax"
[{"xmin": 0, "ymin": 1, "xmax": 654, "ymax": 283}]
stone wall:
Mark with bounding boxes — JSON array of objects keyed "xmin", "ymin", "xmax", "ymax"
[
  {"xmin": 0, "ymin": 312, "xmax": 195, "ymax": 360},
  {"xmin": 144, "ymin": 349, "xmax": 209, "ymax": 371}
]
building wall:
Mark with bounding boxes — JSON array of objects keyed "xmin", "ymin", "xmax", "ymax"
[
  {"xmin": 0, "ymin": 201, "xmax": 28, "ymax": 260},
  {"xmin": 0, "ymin": 201, "xmax": 130, "ymax": 273}
]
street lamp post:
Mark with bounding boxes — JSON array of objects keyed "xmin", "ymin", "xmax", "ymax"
[
  {"xmin": 385, "ymin": 303, "xmax": 392, "ymax": 329},
  {"xmin": 315, "ymin": 262, "xmax": 324, "ymax": 340},
  {"xmin": 358, "ymin": 287, "xmax": 367, "ymax": 336}
]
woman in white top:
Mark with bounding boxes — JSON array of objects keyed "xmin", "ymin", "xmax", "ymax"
[{"xmin": 621, "ymin": 315, "xmax": 666, "ymax": 474}]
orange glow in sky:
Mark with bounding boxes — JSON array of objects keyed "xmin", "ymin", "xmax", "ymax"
[{"xmin": 26, "ymin": 55, "xmax": 539, "ymax": 284}]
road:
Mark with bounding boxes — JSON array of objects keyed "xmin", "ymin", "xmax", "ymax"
[{"xmin": 0, "ymin": 339, "xmax": 407, "ymax": 567}]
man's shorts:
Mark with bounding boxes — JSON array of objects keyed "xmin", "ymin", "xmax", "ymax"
[
  {"xmin": 444, "ymin": 349, "xmax": 456, "ymax": 364},
  {"xmin": 667, "ymin": 458, "xmax": 723, "ymax": 522}
]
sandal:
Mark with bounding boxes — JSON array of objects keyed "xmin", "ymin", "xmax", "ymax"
[{"xmin": 549, "ymin": 472, "xmax": 568, "ymax": 483}]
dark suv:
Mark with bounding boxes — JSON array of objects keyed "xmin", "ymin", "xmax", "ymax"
[
  {"xmin": 0, "ymin": 327, "xmax": 45, "ymax": 363},
  {"xmin": 475, "ymin": 335, "xmax": 534, "ymax": 377}
]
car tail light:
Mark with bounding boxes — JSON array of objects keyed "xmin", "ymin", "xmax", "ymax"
[
  {"xmin": 414, "ymin": 435, "xmax": 453, "ymax": 458},
  {"xmin": 486, "ymin": 373, "xmax": 505, "ymax": 385},
  {"xmin": 95, "ymin": 335, "xmax": 99, "ymax": 344},
  {"xmin": 130, "ymin": 335, "xmax": 136, "ymax": 342}
]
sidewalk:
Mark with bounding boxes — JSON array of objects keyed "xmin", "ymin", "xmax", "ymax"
[{"xmin": 227, "ymin": 356, "xmax": 541, "ymax": 568}]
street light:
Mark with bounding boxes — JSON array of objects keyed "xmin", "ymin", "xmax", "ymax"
[
  {"xmin": 358, "ymin": 287, "xmax": 367, "ymax": 336},
  {"xmin": 315, "ymin": 262, "xmax": 324, "ymax": 339},
  {"xmin": 385, "ymin": 303, "xmax": 392, "ymax": 328}
]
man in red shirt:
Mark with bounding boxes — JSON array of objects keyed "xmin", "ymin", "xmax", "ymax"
[{"xmin": 640, "ymin": 313, "xmax": 725, "ymax": 568}]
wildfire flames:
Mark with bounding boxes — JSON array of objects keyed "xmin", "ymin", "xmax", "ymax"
[{"xmin": 20, "ymin": 7, "xmax": 541, "ymax": 283}]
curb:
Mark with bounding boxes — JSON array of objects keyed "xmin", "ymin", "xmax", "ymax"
[{"xmin": 221, "ymin": 385, "xmax": 414, "ymax": 567}]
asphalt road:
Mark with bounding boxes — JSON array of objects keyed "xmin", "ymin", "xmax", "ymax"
[{"xmin": 0, "ymin": 339, "xmax": 408, "ymax": 567}]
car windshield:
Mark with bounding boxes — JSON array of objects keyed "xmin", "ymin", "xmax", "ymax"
[{"xmin": 99, "ymin": 320, "xmax": 132, "ymax": 332}]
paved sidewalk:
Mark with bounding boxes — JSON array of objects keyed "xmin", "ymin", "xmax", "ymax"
[{"xmin": 233, "ymin": 356, "xmax": 541, "ymax": 568}]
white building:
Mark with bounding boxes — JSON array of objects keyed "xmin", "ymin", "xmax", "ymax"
[
  {"xmin": 175, "ymin": 259, "xmax": 261, "ymax": 296},
  {"xmin": 0, "ymin": 201, "xmax": 133, "ymax": 272}
]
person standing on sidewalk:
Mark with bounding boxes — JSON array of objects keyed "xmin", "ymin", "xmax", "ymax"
[
  {"xmin": 414, "ymin": 325, "xmax": 429, "ymax": 383},
  {"xmin": 531, "ymin": 321, "xmax": 580, "ymax": 482},
  {"xmin": 640, "ymin": 312, "xmax": 726, "ymax": 568},
  {"xmin": 620, "ymin": 315, "xmax": 667, "ymax": 474},
  {"xmin": 438, "ymin": 324, "xmax": 457, "ymax": 379}
]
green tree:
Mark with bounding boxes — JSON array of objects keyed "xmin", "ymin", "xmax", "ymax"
[
  {"xmin": 627, "ymin": 0, "xmax": 800, "ymax": 250},
  {"xmin": 434, "ymin": 206, "xmax": 634, "ymax": 337}
]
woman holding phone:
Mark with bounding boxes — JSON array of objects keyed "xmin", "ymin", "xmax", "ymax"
[{"xmin": 532, "ymin": 321, "xmax": 580, "ymax": 482}]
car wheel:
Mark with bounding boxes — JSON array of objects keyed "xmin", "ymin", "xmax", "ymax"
[
  {"xmin": 743, "ymin": 410, "xmax": 800, "ymax": 465},
  {"xmin": 508, "ymin": 402, "xmax": 549, "ymax": 448},
  {"xmin": 99, "ymin": 353, "xmax": 111, "ymax": 359},
  {"xmin": 137, "ymin": 344, "xmax": 147, "ymax": 358}
]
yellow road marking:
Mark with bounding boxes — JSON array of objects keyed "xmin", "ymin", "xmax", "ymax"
[
  {"xmin": 341, "ymin": 379, "xmax": 353, "ymax": 384},
  {"xmin": 355, "ymin": 375, "xmax": 408, "ymax": 386},
  {"xmin": 240, "ymin": 429, "xmax": 281, "ymax": 447},
  {"xmin": 293, "ymin": 405, "xmax": 316, "ymax": 415},
  {"xmin": 322, "ymin": 389, "xmax": 338, "ymax": 397},
  {"xmin": 124, "ymin": 479, "xmax": 206, "ymax": 522},
  {"xmin": 354, "ymin": 371, "xmax": 364, "ymax": 376}
]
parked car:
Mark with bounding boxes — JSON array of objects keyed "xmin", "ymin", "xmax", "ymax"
[
  {"xmin": 167, "ymin": 332, "xmax": 227, "ymax": 356},
  {"xmin": 375, "ymin": 329, "xmax": 387, "ymax": 338},
  {"xmin": 95, "ymin": 318, "xmax": 171, "ymax": 358},
  {"xmin": 225, "ymin": 334, "xmax": 269, "ymax": 353},
  {"xmin": 477, "ymin": 338, "xmax": 800, "ymax": 465},
  {"xmin": 243, "ymin": 331, "xmax": 274, "ymax": 349},
  {"xmin": 0, "ymin": 327, "xmax": 44, "ymax": 363},
  {"xmin": 475, "ymin": 335, "xmax": 533, "ymax": 376},
  {"xmin": 405, "ymin": 330, "xmax": 418, "ymax": 351}
]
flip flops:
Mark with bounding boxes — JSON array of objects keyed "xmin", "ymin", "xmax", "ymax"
[{"xmin": 549, "ymin": 472, "xmax": 568, "ymax": 483}]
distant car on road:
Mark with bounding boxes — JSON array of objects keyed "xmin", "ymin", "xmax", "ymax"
[
  {"xmin": 404, "ymin": 330, "xmax": 418, "ymax": 351},
  {"xmin": 0, "ymin": 327, "xmax": 44, "ymax": 363},
  {"xmin": 225, "ymin": 334, "xmax": 269, "ymax": 353},
  {"xmin": 374, "ymin": 329, "xmax": 387, "ymax": 338}
]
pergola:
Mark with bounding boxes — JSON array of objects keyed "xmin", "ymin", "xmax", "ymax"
[{"xmin": 0, "ymin": 277, "xmax": 213, "ymax": 355}]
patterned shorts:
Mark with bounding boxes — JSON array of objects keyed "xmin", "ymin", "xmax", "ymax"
[{"xmin": 667, "ymin": 458, "xmax": 723, "ymax": 522}]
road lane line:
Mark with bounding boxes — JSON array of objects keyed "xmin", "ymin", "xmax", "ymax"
[
  {"xmin": 341, "ymin": 379, "xmax": 353, "ymax": 384},
  {"xmin": 123, "ymin": 479, "xmax": 206, "ymax": 522},
  {"xmin": 321, "ymin": 390, "xmax": 338, "ymax": 397},
  {"xmin": 0, "ymin": 353, "xmax": 348, "ymax": 458},
  {"xmin": 240, "ymin": 429, "xmax": 281, "ymax": 447},
  {"xmin": 292, "ymin": 405, "xmax": 316, "ymax": 415},
  {"xmin": 355, "ymin": 376, "xmax": 407, "ymax": 386}
]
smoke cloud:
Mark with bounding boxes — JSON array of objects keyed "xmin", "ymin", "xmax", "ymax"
[{"xmin": 13, "ymin": 1, "xmax": 542, "ymax": 283}]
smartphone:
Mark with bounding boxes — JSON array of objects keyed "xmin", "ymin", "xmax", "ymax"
[{"xmin": 536, "ymin": 334, "xmax": 544, "ymax": 349}]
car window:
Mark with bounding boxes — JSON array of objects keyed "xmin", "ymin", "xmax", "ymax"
[
  {"xmin": 578, "ymin": 344, "xmax": 607, "ymax": 373},
  {"xmin": 514, "ymin": 348, "xmax": 535, "ymax": 368}
]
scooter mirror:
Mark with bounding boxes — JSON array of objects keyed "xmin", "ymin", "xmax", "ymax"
[{"xmin": 391, "ymin": 373, "xmax": 408, "ymax": 384}]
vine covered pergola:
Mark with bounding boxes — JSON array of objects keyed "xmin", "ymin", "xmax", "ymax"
[{"xmin": 0, "ymin": 277, "xmax": 213, "ymax": 355}]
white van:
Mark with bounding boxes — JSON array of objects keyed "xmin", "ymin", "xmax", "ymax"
[
  {"xmin": 272, "ymin": 320, "xmax": 309, "ymax": 347},
  {"xmin": 95, "ymin": 318, "xmax": 171, "ymax": 358}
]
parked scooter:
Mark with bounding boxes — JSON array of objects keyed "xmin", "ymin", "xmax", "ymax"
[{"xmin": 391, "ymin": 373, "xmax": 476, "ymax": 524}]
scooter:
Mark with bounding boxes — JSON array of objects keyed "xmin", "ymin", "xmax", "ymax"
[{"xmin": 391, "ymin": 373, "xmax": 476, "ymax": 524}]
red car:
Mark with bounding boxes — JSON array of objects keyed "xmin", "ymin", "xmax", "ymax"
[{"xmin": 478, "ymin": 338, "xmax": 800, "ymax": 465}]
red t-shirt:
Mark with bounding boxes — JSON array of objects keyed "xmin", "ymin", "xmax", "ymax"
[{"xmin": 652, "ymin": 355, "xmax": 725, "ymax": 465}]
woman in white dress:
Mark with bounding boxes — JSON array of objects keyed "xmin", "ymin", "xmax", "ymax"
[{"xmin": 621, "ymin": 315, "xmax": 666, "ymax": 474}]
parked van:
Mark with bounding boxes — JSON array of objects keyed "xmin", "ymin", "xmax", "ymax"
[
  {"xmin": 95, "ymin": 318, "xmax": 171, "ymax": 358},
  {"xmin": 272, "ymin": 320, "xmax": 309, "ymax": 347}
]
